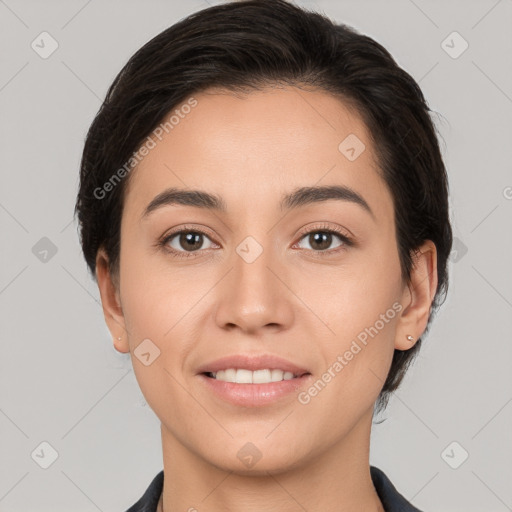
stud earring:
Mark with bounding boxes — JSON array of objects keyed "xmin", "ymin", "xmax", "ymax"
[
  {"xmin": 117, "ymin": 336, "xmax": 122, "ymax": 341},
  {"xmin": 406, "ymin": 335, "xmax": 414, "ymax": 342}
]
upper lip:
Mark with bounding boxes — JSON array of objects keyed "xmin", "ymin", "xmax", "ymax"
[{"xmin": 197, "ymin": 354, "xmax": 310, "ymax": 376}]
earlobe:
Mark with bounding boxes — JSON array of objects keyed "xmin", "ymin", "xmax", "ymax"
[
  {"xmin": 114, "ymin": 335, "xmax": 130, "ymax": 354},
  {"xmin": 95, "ymin": 248, "xmax": 130, "ymax": 353},
  {"xmin": 395, "ymin": 241, "xmax": 438, "ymax": 351}
]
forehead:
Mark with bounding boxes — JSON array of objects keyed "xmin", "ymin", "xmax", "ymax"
[{"xmin": 123, "ymin": 85, "xmax": 392, "ymax": 222}]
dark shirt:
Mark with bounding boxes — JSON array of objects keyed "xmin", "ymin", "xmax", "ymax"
[{"xmin": 125, "ymin": 465, "xmax": 423, "ymax": 512}]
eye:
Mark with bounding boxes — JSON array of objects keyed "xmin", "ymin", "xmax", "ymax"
[
  {"xmin": 294, "ymin": 224, "xmax": 354, "ymax": 254},
  {"xmin": 160, "ymin": 227, "xmax": 217, "ymax": 259},
  {"xmin": 158, "ymin": 223, "xmax": 354, "ymax": 260}
]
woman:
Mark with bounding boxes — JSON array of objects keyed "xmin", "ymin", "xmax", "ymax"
[{"xmin": 74, "ymin": 1, "xmax": 452, "ymax": 510}]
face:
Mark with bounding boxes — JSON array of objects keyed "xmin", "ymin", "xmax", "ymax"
[{"xmin": 100, "ymin": 85, "xmax": 427, "ymax": 474}]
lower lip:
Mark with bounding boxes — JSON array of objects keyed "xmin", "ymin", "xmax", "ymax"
[{"xmin": 198, "ymin": 373, "xmax": 313, "ymax": 407}]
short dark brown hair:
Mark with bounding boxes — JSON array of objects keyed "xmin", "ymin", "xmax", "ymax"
[{"xmin": 74, "ymin": 0, "xmax": 453, "ymax": 415}]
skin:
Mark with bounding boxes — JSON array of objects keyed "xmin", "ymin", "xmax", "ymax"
[{"xmin": 96, "ymin": 85, "xmax": 437, "ymax": 512}]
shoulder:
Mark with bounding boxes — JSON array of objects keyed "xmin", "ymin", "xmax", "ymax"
[
  {"xmin": 124, "ymin": 470, "xmax": 164, "ymax": 512},
  {"xmin": 370, "ymin": 465, "xmax": 425, "ymax": 512}
]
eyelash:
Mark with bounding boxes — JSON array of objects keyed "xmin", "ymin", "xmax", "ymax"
[{"xmin": 158, "ymin": 223, "xmax": 354, "ymax": 260}]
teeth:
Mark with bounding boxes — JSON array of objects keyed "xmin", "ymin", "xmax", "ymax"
[{"xmin": 210, "ymin": 368, "xmax": 298, "ymax": 383}]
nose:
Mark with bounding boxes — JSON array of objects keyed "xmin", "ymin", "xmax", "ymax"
[{"xmin": 213, "ymin": 238, "xmax": 294, "ymax": 335}]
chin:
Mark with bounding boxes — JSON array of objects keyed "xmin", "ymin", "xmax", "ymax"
[
  {"xmin": 210, "ymin": 451, "xmax": 305, "ymax": 476},
  {"xmin": 198, "ymin": 435, "xmax": 311, "ymax": 476}
]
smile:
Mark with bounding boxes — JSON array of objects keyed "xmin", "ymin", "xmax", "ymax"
[{"xmin": 205, "ymin": 368, "xmax": 303, "ymax": 383}]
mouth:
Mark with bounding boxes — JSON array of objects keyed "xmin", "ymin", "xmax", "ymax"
[
  {"xmin": 196, "ymin": 354, "xmax": 312, "ymax": 406},
  {"xmin": 203, "ymin": 368, "xmax": 311, "ymax": 384}
]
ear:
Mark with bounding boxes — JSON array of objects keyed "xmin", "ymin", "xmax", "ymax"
[
  {"xmin": 95, "ymin": 247, "xmax": 130, "ymax": 353},
  {"xmin": 395, "ymin": 240, "xmax": 438, "ymax": 351}
]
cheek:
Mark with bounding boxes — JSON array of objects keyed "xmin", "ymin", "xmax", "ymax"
[
  {"xmin": 293, "ymin": 247, "xmax": 401, "ymax": 403},
  {"xmin": 118, "ymin": 264, "xmax": 197, "ymax": 415},
  {"xmin": 296, "ymin": 299, "xmax": 398, "ymax": 430},
  {"xmin": 118, "ymin": 244, "xmax": 205, "ymax": 377},
  {"xmin": 296, "ymin": 244, "xmax": 402, "ymax": 341},
  {"xmin": 119, "ymin": 233, "xmax": 180, "ymax": 336}
]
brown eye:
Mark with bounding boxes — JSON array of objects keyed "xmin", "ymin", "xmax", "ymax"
[
  {"xmin": 176, "ymin": 232, "xmax": 205, "ymax": 251},
  {"xmin": 162, "ymin": 229, "xmax": 216, "ymax": 257},
  {"xmin": 296, "ymin": 230, "xmax": 350, "ymax": 252},
  {"xmin": 308, "ymin": 232, "xmax": 334, "ymax": 251}
]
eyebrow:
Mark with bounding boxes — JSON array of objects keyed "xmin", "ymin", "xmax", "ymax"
[{"xmin": 140, "ymin": 185, "xmax": 375, "ymax": 221}]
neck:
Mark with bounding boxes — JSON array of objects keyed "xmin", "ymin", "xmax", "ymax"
[{"xmin": 157, "ymin": 407, "xmax": 384, "ymax": 512}]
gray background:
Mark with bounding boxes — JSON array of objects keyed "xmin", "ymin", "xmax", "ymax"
[{"xmin": 1, "ymin": 0, "xmax": 511, "ymax": 510}]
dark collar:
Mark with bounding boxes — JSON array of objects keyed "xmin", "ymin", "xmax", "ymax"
[
  {"xmin": 125, "ymin": 466, "xmax": 423, "ymax": 512},
  {"xmin": 370, "ymin": 466, "xmax": 424, "ymax": 511}
]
